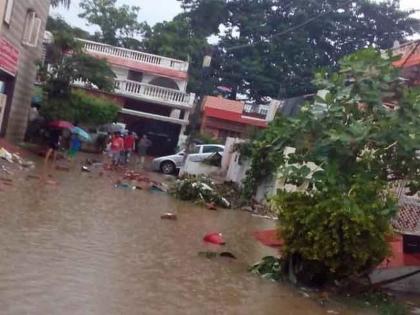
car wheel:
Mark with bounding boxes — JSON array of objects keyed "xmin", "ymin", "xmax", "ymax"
[{"xmin": 160, "ymin": 161, "xmax": 176, "ymax": 174}]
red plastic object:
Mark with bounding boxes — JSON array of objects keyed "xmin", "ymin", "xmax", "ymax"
[
  {"xmin": 254, "ymin": 229, "xmax": 284, "ymax": 247},
  {"xmin": 203, "ymin": 232, "xmax": 225, "ymax": 245}
]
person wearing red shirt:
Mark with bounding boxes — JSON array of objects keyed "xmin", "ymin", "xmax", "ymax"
[
  {"xmin": 123, "ymin": 131, "xmax": 136, "ymax": 164},
  {"xmin": 110, "ymin": 132, "xmax": 124, "ymax": 167}
]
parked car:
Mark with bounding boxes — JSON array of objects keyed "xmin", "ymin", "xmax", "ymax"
[{"xmin": 152, "ymin": 144, "xmax": 225, "ymax": 174}]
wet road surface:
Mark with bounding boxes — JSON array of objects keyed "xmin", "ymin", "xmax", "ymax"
[{"xmin": 0, "ymin": 162, "xmax": 371, "ymax": 314}]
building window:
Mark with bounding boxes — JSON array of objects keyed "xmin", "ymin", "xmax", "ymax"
[
  {"xmin": 22, "ymin": 10, "xmax": 42, "ymax": 47},
  {"xmin": 127, "ymin": 70, "xmax": 143, "ymax": 82},
  {"xmin": 202, "ymin": 146, "xmax": 224, "ymax": 154},
  {"xmin": 3, "ymin": 0, "xmax": 14, "ymax": 24}
]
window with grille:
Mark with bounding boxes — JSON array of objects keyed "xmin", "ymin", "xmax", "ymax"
[
  {"xmin": 3, "ymin": 0, "xmax": 14, "ymax": 25},
  {"xmin": 22, "ymin": 10, "xmax": 41, "ymax": 47}
]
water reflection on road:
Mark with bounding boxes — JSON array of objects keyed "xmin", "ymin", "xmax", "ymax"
[{"xmin": 0, "ymin": 165, "xmax": 369, "ymax": 314}]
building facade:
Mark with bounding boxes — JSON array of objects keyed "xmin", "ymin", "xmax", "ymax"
[
  {"xmin": 0, "ymin": 0, "xmax": 50, "ymax": 141},
  {"xmin": 393, "ymin": 40, "xmax": 420, "ymax": 86},
  {"xmin": 200, "ymin": 96, "xmax": 280, "ymax": 140},
  {"xmin": 73, "ymin": 39, "xmax": 195, "ymax": 156}
]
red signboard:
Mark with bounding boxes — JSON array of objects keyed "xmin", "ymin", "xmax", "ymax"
[{"xmin": 0, "ymin": 36, "xmax": 19, "ymax": 76}]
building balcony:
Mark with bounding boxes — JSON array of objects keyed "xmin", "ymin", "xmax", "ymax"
[
  {"xmin": 114, "ymin": 79, "xmax": 195, "ymax": 109},
  {"xmin": 243, "ymin": 103, "xmax": 269, "ymax": 120},
  {"xmin": 392, "ymin": 40, "xmax": 420, "ymax": 57},
  {"xmin": 120, "ymin": 108, "xmax": 190, "ymax": 126},
  {"xmin": 77, "ymin": 38, "xmax": 189, "ymax": 79},
  {"xmin": 73, "ymin": 79, "xmax": 195, "ymax": 110},
  {"xmin": 392, "ymin": 40, "xmax": 420, "ymax": 68}
]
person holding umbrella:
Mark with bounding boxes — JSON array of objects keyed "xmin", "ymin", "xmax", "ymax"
[{"xmin": 44, "ymin": 128, "xmax": 61, "ymax": 168}]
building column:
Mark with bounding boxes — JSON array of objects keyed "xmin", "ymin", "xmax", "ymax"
[
  {"xmin": 170, "ymin": 109, "xmax": 181, "ymax": 119},
  {"xmin": 177, "ymin": 124, "xmax": 187, "ymax": 149},
  {"xmin": 0, "ymin": 1, "xmax": 5, "ymax": 33}
]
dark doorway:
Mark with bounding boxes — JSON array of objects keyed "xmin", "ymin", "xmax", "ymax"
[
  {"xmin": 127, "ymin": 70, "xmax": 143, "ymax": 82},
  {"xmin": 120, "ymin": 113, "xmax": 181, "ymax": 156},
  {"xmin": 0, "ymin": 71, "xmax": 15, "ymax": 137}
]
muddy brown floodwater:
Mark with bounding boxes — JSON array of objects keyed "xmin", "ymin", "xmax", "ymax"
[{"xmin": 0, "ymin": 163, "xmax": 372, "ymax": 315}]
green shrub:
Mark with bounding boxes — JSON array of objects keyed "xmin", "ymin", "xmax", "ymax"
[
  {"xmin": 243, "ymin": 49, "xmax": 419, "ymax": 284},
  {"xmin": 40, "ymin": 90, "xmax": 119, "ymax": 126},
  {"xmin": 272, "ymin": 185, "xmax": 396, "ymax": 283}
]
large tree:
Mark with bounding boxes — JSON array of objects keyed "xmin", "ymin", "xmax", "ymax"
[
  {"xmin": 40, "ymin": 30, "xmax": 115, "ymax": 99},
  {"xmin": 179, "ymin": 0, "xmax": 418, "ymax": 101},
  {"xmin": 78, "ymin": 0, "xmax": 147, "ymax": 48},
  {"xmin": 47, "ymin": 16, "xmax": 91, "ymax": 40},
  {"xmin": 39, "ymin": 29, "xmax": 118, "ymax": 125},
  {"xmin": 143, "ymin": 14, "xmax": 211, "ymax": 94}
]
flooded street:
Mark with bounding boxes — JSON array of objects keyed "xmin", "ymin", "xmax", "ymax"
[{"xmin": 0, "ymin": 162, "xmax": 369, "ymax": 315}]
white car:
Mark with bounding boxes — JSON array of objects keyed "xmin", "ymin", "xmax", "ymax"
[{"xmin": 152, "ymin": 144, "xmax": 225, "ymax": 174}]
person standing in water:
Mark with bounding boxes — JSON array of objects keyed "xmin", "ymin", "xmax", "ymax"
[
  {"xmin": 137, "ymin": 134, "xmax": 152, "ymax": 169},
  {"xmin": 67, "ymin": 132, "xmax": 81, "ymax": 165},
  {"xmin": 110, "ymin": 132, "xmax": 124, "ymax": 169},
  {"xmin": 44, "ymin": 128, "xmax": 61, "ymax": 168},
  {"xmin": 123, "ymin": 131, "xmax": 136, "ymax": 165}
]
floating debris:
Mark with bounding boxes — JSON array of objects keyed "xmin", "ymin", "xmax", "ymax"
[
  {"xmin": 81, "ymin": 166, "xmax": 91, "ymax": 172},
  {"xmin": 203, "ymin": 232, "xmax": 225, "ymax": 245},
  {"xmin": 206, "ymin": 202, "xmax": 217, "ymax": 210},
  {"xmin": 220, "ymin": 252, "xmax": 237, "ymax": 259},
  {"xmin": 45, "ymin": 179, "xmax": 59, "ymax": 186},
  {"xmin": 172, "ymin": 176, "xmax": 231, "ymax": 208},
  {"xmin": 160, "ymin": 213, "xmax": 177, "ymax": 220},
  {"xmin": 198, "ymin": 251, "xmax": 237, "ymax": 260}
]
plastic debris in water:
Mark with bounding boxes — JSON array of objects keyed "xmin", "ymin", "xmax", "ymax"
[
  {"xmin": 203, "ymin": 232, "xmax": 225, "ymax": 245},
  {"xmin": 81, "ymin": 166, "xmax": 91, "ymax": 172},
  {"xmin": 206, "ymin": 202, "xmax": 217, "ymax": 210}
]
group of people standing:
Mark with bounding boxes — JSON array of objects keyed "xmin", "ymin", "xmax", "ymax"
[
  {"xmin": 107, "ymin": 131, "xmax": 152, "ymax": 169},
  {"xmin": 43, "ymin": 127, "xmax": 153, "ymax": 171}
]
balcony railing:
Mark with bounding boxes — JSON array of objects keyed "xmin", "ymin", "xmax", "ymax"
[
  {"xmin": 392, "ymin": 40, "xmax": 420, "ymax": 57},
  {"xmin": 73, "ymin": 79, "xmax": 195, "ymax": 109},
  {"xmin": 115, "ymin": 80, "xmax": 194, "ymax": 108},
  {"xmin": 243, "ymin": 104, "xmax": 269, "ymax": 119},
  {"xmin": 77, "ymin": 38, "xmax": 189, "ymax": 72}
]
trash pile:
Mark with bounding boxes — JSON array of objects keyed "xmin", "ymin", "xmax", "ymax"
[
  {"xmin": 114, "ymin": 170, "xmax": 169, "ymax": 192},
  {"xmin": 0, "ymin": 147, "xmax": 35, "ymax": 172},
  {"xmin": 171, "ymin": 175, "xmax": 231, "ymax": 208}
]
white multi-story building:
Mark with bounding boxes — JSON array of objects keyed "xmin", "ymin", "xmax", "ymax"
[{"xmin": 74, "ymin": 38, "xmax": 195, "ymax": 156}]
